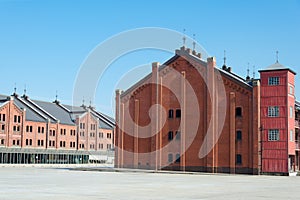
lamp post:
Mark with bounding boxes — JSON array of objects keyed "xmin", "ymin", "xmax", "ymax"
[{"xmin": 259, "ymin": 125, "xmax": 264, "ymax": 174}]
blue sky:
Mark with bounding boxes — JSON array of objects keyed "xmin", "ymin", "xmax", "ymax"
[{"xmin": 0, "ymin": 0, "xmax": 299, "ymax": 117}]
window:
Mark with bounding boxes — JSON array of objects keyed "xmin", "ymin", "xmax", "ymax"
[
  {"xmin": 29, "ymin": 139, "xmax": 32, "ymax": 146},
  {"xmin": 13, "ymin": 115, "xmax": 20, "ymax": 123},
  {"xmin": 168, "ymin": 153, "xmax": 173, "ymax": 163},
  {"xmin": 236, "ymin": 154, "xmax": 242, "ymax": 164},
  {"xmin": 268, "ymin": 106, "xmax": 279, "ymax": 117},
  {"xmin": 168, "ymin": 109, "xmax": 174, "ymax": 118},
  {"xmin": 175, "ymin": 153, "xmax": 180, "ymax": 163},
  {"xmin": 236, "ymin": 131, "xmax": 242, "ymax": 141},
  {"xmin": 176, "ymin": 109, "xmax": 181, "ymax": 118},
  {"xmin": 107, "ymin": 144, "xmax": 111, "ymax": 149},
  {"xmin": 13, "ymin": 140, "xmax": 16, "ymax": 145},
  {"xmin": 236, "ymin": 107, "xmax": 242, "ymax": 117},
  {"xmin": 26, "ymin": 126, "xmax": 33, "ymax": 132},
  {"xmin": 38, "ymin": 127, "xmax": 41, "ymax": 133},
  {"xmin": 26, "ymin": 139, "xmax": 28, "ymax": 146},
  {"xmin": 290, "ymin": 106, "xmax": 293, "ymax": 118},
  {"xmin": 2, "ymin": 114, "xmax": 5, "ymax": 121},
  {"xmin": 175, "ymin": 131, "xmax": 181, "ymax": 140},
  {"xmin": 1, "ymin": 124, "xmax": 4, "ymax": 131},
  {"xmin": 16, "ymin": 140, "xmax": 20, "ymax": 145},
  {"xmin": 268, "ymin": 77, "xmax": 279, "ymax": 85},
  {"xmin": 290, "ymin": 130, "xmax": 293, "ymax": 141},
  {"xmin": 268, "ymin": 129, "xmax": 279, "ymax": 141},
  {"xmin": 168, "ymin": 131, "xmax": 173, "ymax": 141},
  {"xmin": 99, "ymin": 132, "xmax": 103, "ymax": 138},
  {"xmin": 80, "ymin": 123, "xmax": 86, "ymax": 129},
  {"xmin": 0, "ymin": 139, "xmax": 4, "ymax": 145},
  {"xmin": 99, "ymin": 143, "xmax": 103, "ymax": 149}
]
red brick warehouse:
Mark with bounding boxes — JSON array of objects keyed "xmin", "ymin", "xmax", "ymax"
[
  {"xmin": 0, "ymin": 93, "xmax": 115, "ymax": 164},
  {"xmin": 115, "ymin": 46, "xmax": 299, "ymax": 175}
]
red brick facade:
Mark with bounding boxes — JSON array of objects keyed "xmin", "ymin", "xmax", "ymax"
[
  {"xmin": 115, "ymin": 47, "xmax": 298, "ymax": 175},
  {"xmin": 0, "ymin": 94, "xmax": 115, "ymax": 164}
]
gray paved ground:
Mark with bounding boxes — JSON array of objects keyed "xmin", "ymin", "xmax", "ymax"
[{"xmin": 0, "ymin": 167, "xmax": 299, "ymax": 200}]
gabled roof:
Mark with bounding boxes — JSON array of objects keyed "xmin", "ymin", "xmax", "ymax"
[
  {"xmin": 1, "ymin": 93, "xmax": 115, "ymax": 127},
  {"xmin": 10, "ymin": 95, "xmax": 48, "ymax": 123},
  {"xmin": 1, "ymin": 94, "xmax": 48, "ymax": 122},
  {"xmin": 120, "ymin": 47, "xmax": 252, "ymax": 98}
]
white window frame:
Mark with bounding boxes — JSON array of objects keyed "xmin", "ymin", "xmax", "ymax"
[
  {"xmin": 268, "ymin": 77, "xmax": 279, "ymax": 85},
  {"xmin": 268, "ymin": 129, "xmax": 279, "ymax": 141},
  {"xmin": 268, "ymin": 106, "xmax": 279, "ymax": 117}
]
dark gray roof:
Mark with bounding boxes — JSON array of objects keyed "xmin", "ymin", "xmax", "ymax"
[
  {"xmin": 63, "ymin": 104, "xmax": 86, "ymax": 113},
  {"xmin": 32, "ymin": 100, "xmax": 75, "ymax": 125},
  {"xmin": 14, "ymin": 97, "xmax": 47, "ymax": 122},
  {"xmin": 259, "ymin": 62, "xmax": 296, "ymax": 75},
  {"xmin": 1, "ymin": 93, "xmax": 115, "ymax": 128},
  {"xmin": 0, "ymin": 94, "xmax": 47, "ymax": 122},
  {"xmin": 99, "ymin": 118, "xmax": 113, "ymax": 129}
]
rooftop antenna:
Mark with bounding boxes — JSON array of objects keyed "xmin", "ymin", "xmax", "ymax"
[
  {"xmin": 253, "ymin": 65, "xmax": 256, "ymax": 79},
  {"xmin": 24, "ymin": 84, "xmax": 27, "ymax": 96},
  {"xmin": 182, "ymin": 29, "xmax": 186, "ymax": 47},
  {"xmin": 223, "ymin": 50, "xmax": 226, "ymax": 66},
  {"xmin": 55, "ymin": 90, "xmax": 58, "ymax": 101},
  {"xmin": 82, "ymin": 96, "xmax": 85, "ymax": 106},
  {"xmin": 247, "ymin": 62, "xmax": 250, "ymax": 77},
  {"xmin": 89, "ymin": 98, "xmax": 92, "ymax": 107},
  {"xmin": 14, "ymin": 83, "xmax": 17, "ymax": 94},
  {"xmin": 192, "ymin": 34, "xmax": 196, "ymax": 51},
  {"xmin": 276, "ymin": 50, "xmax": 279, "ymax": 63}
]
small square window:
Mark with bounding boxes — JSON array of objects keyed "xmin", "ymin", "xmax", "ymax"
[
  {"xmin": 236, "ymin": 154, "xmax": 242, "ymax": 164},
  {"xmin": 168, "ymin": 109, "xmax": 174, "ymax": 118},
  {"xmin": 168, "ymin": 131, "xmax": 173, "ymax": 141},
  {"xmin": 176, "ymin": 109, "xmax": 181, "ymax": 118},
  {"xmin": 268, "ymin": 129, "xmax": 279, "ymax": 141},
  {"xmin": 175, "ymin": 131, "xmax": 181, "ymax": 140},
  {"xmin": 168, "ymin": 153, "xmax": 173, "ymax": 163},
  {"xmin": 236, "ymin": 107, "xmax": 242, "ymax": 117},
  {"xmin": 175, "ymin": 153, "xmax": 180, "ymax": 163},
  {"xmin": 268, "ymin": 77, "xmax": 279, "ymax": 85},
  {"xmin": 236, "ymin": 131, "xmax": 242, "ymax": 141}
]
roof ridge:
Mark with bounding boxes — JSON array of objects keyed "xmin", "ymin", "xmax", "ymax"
[
  {"xmin": 22, "ymin": 97, "xmax": 58, "ymax": 121},
  {"xmin": 15, "ymin": 96, "xmax": 49, "ymax": 121},
  {"xmin": 90, "ymin": 109, "xmax": 115, "ymax": 127},
  {"xmin": 56, "ymin": 103, "xmax": 71, "ymax": 113}
]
